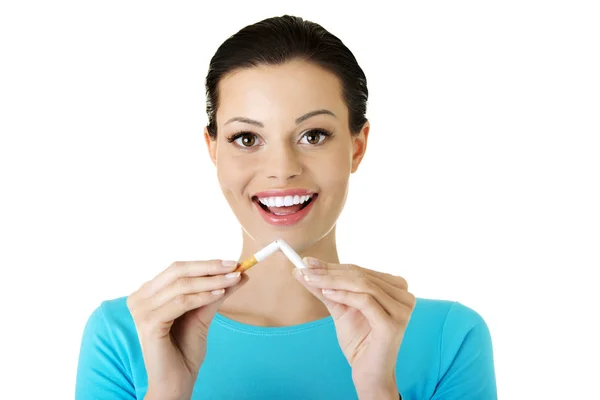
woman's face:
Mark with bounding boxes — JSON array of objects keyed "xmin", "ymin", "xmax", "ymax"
[{"xmin": 205, "ymin": 59, "xmax": 369, "ymax": 251}]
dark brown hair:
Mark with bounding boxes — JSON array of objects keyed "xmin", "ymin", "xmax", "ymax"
[{"xmin": 204, "ymin": 15, "xmax": 368, "ymax": 138}]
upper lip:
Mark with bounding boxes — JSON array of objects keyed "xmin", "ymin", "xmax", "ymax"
[{"xmin": 252, "ymin": 189, "xmax": 316, "ymax": 199}]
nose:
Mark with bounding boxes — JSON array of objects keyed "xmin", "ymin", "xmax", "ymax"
[{"xmin": 263, "ymin": 140, "xmax": 303, "ymax": 181}]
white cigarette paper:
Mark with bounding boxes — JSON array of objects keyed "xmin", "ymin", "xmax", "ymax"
[
  {"xmin": 236, "ymin": 239, "xmax": 308, "ymax": 272},
  {"xmin": 276, "ymin": 240, "xmax": 308, "ymax": 269},
  {"xmin": 254, "ymin": 240, "xmax": 281, "ymax": 262}
]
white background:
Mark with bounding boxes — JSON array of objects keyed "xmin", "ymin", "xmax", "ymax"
[{"xmin": 1, "ymin": 1, "xmax": 598, "ymax": 398}]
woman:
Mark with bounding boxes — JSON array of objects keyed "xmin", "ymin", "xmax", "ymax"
[{"xmin": 76, "ymin": 15, "xmax": 497, "ymax": 400}]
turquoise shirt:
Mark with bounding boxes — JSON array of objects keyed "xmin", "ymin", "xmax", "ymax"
[{"xmin": 76, "ymin": 297, "xmax": 497, "ymax": 399}]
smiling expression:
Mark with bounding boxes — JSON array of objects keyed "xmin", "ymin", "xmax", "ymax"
[{"xmin": 205, "ymin": 59, "xmax": 369, "ymax": 251}]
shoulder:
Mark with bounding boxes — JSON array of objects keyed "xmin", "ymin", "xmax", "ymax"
[
  {"xmin": 402, "ymin": 297, "xmax": 493, "ymax": 359},
  {"xmin": 411, "ymin": 297, "xmax": 491, "ymax": 334},
  {"xmin": 437, "ymin": 300, "xmax": 494, "ymax": 366},
  {"xmin": 417, "ymin": 298, "xmax": 496, "ymax": 390},
  {"xmin": 399, "ymin": 298, "xmax": 496, "ymax": 398},
  {"xmin": 80, "ymin": 296, "xmax": 138, "ymax": 355},
  {"xmin": 405, "ymin": 297, "xmax": 494, "ymax": 371},
  {"xmin": 99, "ymin": 296, "xmax": 132, "ymax": 323},
  {"xmin": 78, "ymin": 296, "xmax": 141, "ymax": 374},
  {"xmin": 77, "ymin": 297, "xmax": 141, "ymax": 398},
  {"xmin": 432, "ymin": 299, "xmax": 492, "ymax": 352},
  {"xmin": 84, "ymin": 296, "xmax": 133, "ymax": 332}
]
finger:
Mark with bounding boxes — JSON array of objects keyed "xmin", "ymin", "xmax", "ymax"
[
  {"xmin": 184, "ymin": 273, "xmax": 250, "ymax": 324},
  {"xmin": 301, "ymin": 258, "xmax": 411, "ymax": 309},
  {"xmin": 169, "ymin": 273, "xmax": 249, "ymax": 365},
  {"xmin": 140, "ymin": 260, "xmax": 239, "ymax": 298},
  {"xmin": 292, "ymin": 268, "xmax": 340, "ymax": 309},
  {"xmin": 321, "ymin": 289, "xmax": 391, "ymax": 329},
  {"xmin": 146, "ymin": 271, "xmax": 243, "ymax": 312},
  {"xmin": 363, "ymin": 274, "xmax": 416, "ymax": 313},
  {"xmin": 142, "ymin": 290, "xmax": 229, "ymax": 338},
  {"xmin": 300, "ymin": 269, "xmax": 406, "ymax": 320},
  {"xmin": 304, "ymin": 258, "xmax": 408, "ymax": 291}
]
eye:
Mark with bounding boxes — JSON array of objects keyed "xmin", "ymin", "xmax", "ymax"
[
  {"xmin": 299, "ymin": 129, "xmax": 332, "ymax": 145},
  {"xmin": 226, "ymin": 132, "xmax": 261, "ymax": 148},
  {"xmin": 236, "ymin": 133, "xmax": 256, "ymax": 147}
]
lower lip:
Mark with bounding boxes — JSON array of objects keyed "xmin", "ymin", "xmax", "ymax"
[{"xmin": 254, "ymin": 197, "xmax": 317, "ymax": 226}]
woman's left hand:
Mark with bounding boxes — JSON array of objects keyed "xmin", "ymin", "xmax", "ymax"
[{"xmin": 293, "ymin": 257, "xmax": 416, "ymax": 400}]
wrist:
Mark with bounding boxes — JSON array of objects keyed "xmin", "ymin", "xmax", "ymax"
[
  {"xmin": 145, "ymin": 394, "xmax": 189, "ymax": 400},
  {"xmin": 144, "ymin": 387, "xmax": 191, "ymax": 400},
  {"xmin": 355, "ymin": 388, "xmax": 399, "ymax": 400},
  {"xmin": 354, "ymin": 378, "xmax": 398, "ymax": 400}
]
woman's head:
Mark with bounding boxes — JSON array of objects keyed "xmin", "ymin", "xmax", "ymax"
[{"xmin": 204, "ymin": 15, "xmax": 370, "ymax": 251}]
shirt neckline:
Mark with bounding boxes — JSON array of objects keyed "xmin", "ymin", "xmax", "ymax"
[{"xmin": 213, "ymin": 312, "xmax": 335, "ymax": 336}]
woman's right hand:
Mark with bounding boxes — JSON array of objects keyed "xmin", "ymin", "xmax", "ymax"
[{"xmin": 126, "ymin": 259, "xmax": 247, "ymax": 400}]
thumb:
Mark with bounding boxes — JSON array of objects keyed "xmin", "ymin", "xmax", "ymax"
[
  {"xmin": 173, "ymin": 273, "xmax": 250, "ymax": 369},
  {"xmin": 293, "ymin": 262, "xmax": 342, "ymax": 313}
]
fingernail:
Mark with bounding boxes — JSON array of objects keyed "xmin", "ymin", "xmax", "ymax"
[
  {"xmin": 303, "ymin": 257, "xmax": 323, "ymax": 267},
  {"xmin": 225, "ymin": 272, "xmax": 240, "ymax": 279},
  {"xmin": 211, "ymin": 288, "xmax": 225, "ymax": 295},
  {"xmin": 322, "ymin": 289, "xmax": 335, "ymax": 295},
  {"xmin": 302, "ymin": 270, "xmax": 325, "ymax": 281},
  {"xmin": 222, "ymin": 260, "xmax": 238, "ymax": 267}
]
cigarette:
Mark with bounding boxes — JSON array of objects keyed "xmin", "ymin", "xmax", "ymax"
[
  {"xmin": 234, "ymin": 240, "xmax": 280, "ymax": 272},
  {"xmin": 233, "ymin": 239, "xmax": 308, "ymax": 272},
  {"xmin": 276, "ymin": 240, "xmax": 308, "ymax": 270}
]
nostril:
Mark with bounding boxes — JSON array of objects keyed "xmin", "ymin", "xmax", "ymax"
[{"xmin": 267, "ymin": 174, "xmax": 300, "ymax": 180}]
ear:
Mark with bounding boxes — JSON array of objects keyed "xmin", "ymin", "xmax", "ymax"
[
  {"xmin": 351, "ymin": 120, "xmax": 369, "ymax": 173},
  {"xmin": 204, "ymin": 126, "xmax": 217, "ymax": 166}
]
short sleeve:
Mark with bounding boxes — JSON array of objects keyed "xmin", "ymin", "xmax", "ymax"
[
  {"xmin": 430, "ymin": 302, "xmax": 497, "ymax": 400},
  {"xmin": 75, "ymin": 303, "xmax": 136, "ymax": 400}
]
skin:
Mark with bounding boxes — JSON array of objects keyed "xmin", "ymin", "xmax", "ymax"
[
  {"xmin": 204, "ymin": 59, "xmax": 368, "ymax": 326},
  {"xmin": 204, "ymin": 59, "xmax": 416, "ymax": 399}
]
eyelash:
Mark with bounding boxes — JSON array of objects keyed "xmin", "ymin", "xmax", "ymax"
[{"xmin": 225, "ymin": 129, "xmax": 333, "ymax": 148}]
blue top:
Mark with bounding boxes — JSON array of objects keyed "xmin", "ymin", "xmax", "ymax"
[{"xmin": 75, "ymin": 297, "xmax": 497, "ymax": 399}]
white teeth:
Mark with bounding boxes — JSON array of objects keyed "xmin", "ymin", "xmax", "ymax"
[{"xmin": 258, "ymin": 194, "xmax": 313, "ymax": 208}]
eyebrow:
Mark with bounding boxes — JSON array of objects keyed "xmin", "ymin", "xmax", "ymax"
[{"xmin": 224, "ymin": 109, "xmax": 336, "ymax": 127}]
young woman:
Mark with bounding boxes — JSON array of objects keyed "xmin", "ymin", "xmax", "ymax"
[{"xmin": 76, "ymin": 15, "xmax": 497, "ymax": 400}]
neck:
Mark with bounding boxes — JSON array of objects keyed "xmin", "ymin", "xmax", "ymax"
[{"xmin": 219, "ymin": 227, "xmax": 339, "ymax": 326}]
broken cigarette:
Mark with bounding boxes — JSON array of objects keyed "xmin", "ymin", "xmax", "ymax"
[{"xmin": 234, "ymin": 239, "xmax": 308, "ymax": 273}]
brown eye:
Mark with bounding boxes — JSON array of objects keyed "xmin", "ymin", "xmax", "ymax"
[
  {"xmin": 305, "ymin": 132, "xmax": 320, "ymax": 144},
  {"xmin": 226, "ymin": 131, "xmax": 263, "ymax": 149},
  {"xmin": 300, "ymin": 129, "xmax": 331, "ymax": 145},
  {"xmin": 240, "ymin": 133, "xmax": 255, "ymax": 147}
]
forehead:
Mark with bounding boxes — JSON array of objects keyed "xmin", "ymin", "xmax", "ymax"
[{"xmin": 216, "ymin": 60, "xmax": 347, "ymax": 126}]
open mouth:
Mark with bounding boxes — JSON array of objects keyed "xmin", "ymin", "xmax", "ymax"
[{"xmin": 252, "ymin": 193, "xmax": 318, "ymax": 216}]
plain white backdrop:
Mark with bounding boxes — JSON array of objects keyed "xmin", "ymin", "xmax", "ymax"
[{"xmin": 1, "ymin": 1, "xmax": 598, "ymax": 398}]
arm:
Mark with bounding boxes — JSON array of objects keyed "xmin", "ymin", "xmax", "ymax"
[
  {"xmin": 430, "ymin": 303, "xmax": 497, "ymax": 400},
  {"xmin": 75, "ymin": 303, "xmax": 137, "ymax": 400}
]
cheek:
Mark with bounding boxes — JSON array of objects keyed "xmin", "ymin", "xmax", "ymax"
[
  {"xmin": 313, "ymin": 150, "xmax": 352, "ymax": 193},
  {"xmin": 216, "ymin": 155, "xmax": 253, "ymax": 196}
]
